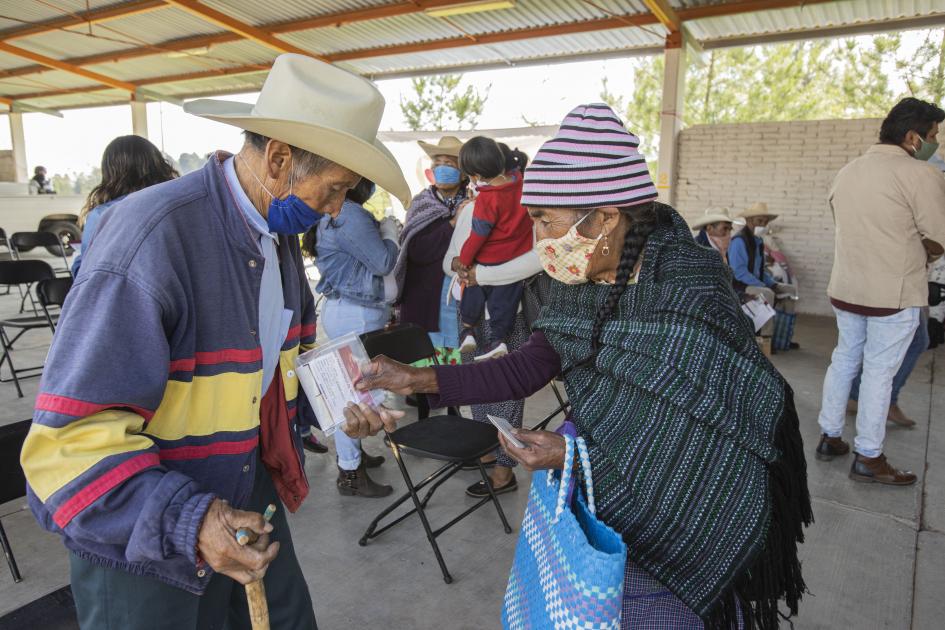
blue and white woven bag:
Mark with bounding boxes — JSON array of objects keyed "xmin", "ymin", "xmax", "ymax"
[{"xmin": 502, "ymin": 435, "xmax": 626, "ymax": 629}]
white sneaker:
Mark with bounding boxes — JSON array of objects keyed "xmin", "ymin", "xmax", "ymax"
[
  {"xmin": 460, "ymin": 334, "xmax": 477, "ymax": 353},
  {"xmin": 474, "ymin": 342, "xmax": 508, "ymax": 361}
]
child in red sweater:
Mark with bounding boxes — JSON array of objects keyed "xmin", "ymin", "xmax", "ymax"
[{"xmin": 456, "ymin": 137, "xmax": 532, "ymax": 360}]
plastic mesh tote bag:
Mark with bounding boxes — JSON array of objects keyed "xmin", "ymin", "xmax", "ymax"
[
  {"xmin": 772, "ymin": 309, "xmax": 797, "ymax": 351},
  {"xmin": 502, "ymin": 435, "xmax": 626, "ymax": 629}
]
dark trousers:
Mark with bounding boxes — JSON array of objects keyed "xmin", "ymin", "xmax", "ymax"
[
  {"xmin": 460, "ymin": 281, "xmax": 523, "ymax": 343},
  {"xmin": 70, "ymin": 463, "xmax": 317, "ymax": 630}
]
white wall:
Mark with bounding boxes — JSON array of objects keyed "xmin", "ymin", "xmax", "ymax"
[{"xmin": 674, "ymin": 118, "xmax": 887, "ymax": 316}]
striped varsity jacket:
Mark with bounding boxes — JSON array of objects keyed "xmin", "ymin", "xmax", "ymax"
[{"xmin": 20, "ymin": 154, "xmax": 317, "ymax": 594}]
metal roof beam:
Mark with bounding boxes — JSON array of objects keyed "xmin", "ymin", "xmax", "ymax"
[
  {"xmin": 160, "ymin": 0, "xmax": 320, "ymax": 57},
  {"xmin": 0, "ymin": 0, "xmax": 166, "ymax": 41},
  {"xmin": 0, "ymin": 41, "xmax": 136, "ymax": 91}
]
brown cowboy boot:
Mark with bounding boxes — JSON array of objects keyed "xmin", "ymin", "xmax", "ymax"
[
  {"xmin": 815, "ymin": 434, "xmax": 850, "ymax": 461},
  {"xmin": 849, "ymin": 453, "xmax": 917, "ymax": 486}
]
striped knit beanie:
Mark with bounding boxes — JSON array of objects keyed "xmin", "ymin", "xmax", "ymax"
[{"xmin": 521, "ymin": 103, "xmax": 658, "ymax": 209}]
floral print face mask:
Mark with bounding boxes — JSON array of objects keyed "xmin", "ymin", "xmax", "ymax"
[{"xmin": 535, "ymin": 211, "xmax": 601, "ymax": 285}]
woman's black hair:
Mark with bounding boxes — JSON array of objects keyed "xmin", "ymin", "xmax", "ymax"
[
  {"xmin": 879, "ymin": 97, "xmax": 945, "ymax": 145},
  {"xmin": 497, "ymin": 142, "xmax": 529, "ymax": 175},
  {"xmin": 346, "ymin": 178, "xmax": 375, "ymax": 205},
  {"xmin": 301, "ymin": 225, "xmax": 318, "ymax": 260},
  {"xmin": 458, "ymin": 136, "xmax": 505, "ymax": 179},
  {"xmin": 577, "ymin": 202, "xmax": 660, "ymax": 369},
  {"xmin": 81, "ymin": 135, "xmax": 178, "ymax": 223}
]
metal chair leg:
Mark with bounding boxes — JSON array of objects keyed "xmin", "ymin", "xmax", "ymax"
[
  {"xmin": 479, "ymin": 462, "xmax": 512, "ymax": 534},
  {"xmin": 0, "ymin": 520, "xmax": 22, "ymax": 583},
  {"xmin": 0, "ymin": 327, "xmax": 24, "ymax": 398}
]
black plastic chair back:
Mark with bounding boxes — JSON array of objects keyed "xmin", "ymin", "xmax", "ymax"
[
  {"xmin": 0, "ymin": 260, "xmax": 56, "ymax": 286},
  {"xmin": 360, "ymin": 324, "xmax": 437, "ymax": 365},
  {"xmin": 10, "ymin": 231, "xmax": 61, "ymax": 251},
  {"xmin": 0, "ymin": 227, "xmax": 7, "ymax": 247},
  {"xmin": 37, "ymin": 277, "xmax": 73, "ymax": 308},
  {"xmin": 0, "ymin": 419, "xmax": 29, "ymax": 505}
]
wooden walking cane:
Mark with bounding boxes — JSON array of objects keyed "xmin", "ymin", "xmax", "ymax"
[{"xmin": 236, "ymin": 504, "xmax": 277, "ymax": 630}]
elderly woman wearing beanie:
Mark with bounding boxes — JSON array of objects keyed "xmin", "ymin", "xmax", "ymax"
[{"xmin": 353, "ymin": 104, "xmax": 812, "ymax": 628}]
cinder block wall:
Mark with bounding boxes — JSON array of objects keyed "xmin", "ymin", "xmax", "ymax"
[{"xmin": 674, "ymin": 118, "xmax": 885, "ymax": 316}]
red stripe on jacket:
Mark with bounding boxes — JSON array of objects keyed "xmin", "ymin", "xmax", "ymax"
[
  {"xmin": 53, "ymin": 453, "xmax": 160, "ymax": 528},
  {"xmin": 159, "ymin": 437, "xmax": 259, "ymax": 461},
  {"xmin": 168, "ymin": 347, "xmax": 263, "ymax": 373},
  {"xmin": 36, "ymin": 393, "xmax": 155, "ymax": 422}
]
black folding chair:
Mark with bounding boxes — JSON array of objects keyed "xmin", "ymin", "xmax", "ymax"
[
  {"xmin": 0, "ymin": 419, "xmax": 30, "ymax": 583},
  {"xmin": 10, "ymin": 231, "xmax": 73, "ymax": 278},
  {"xmin": 0, "ymin": 261, "xmax": 59, "ymax": 397},
  {"xmin": 357, "ymin": 323, "xmax": 515, "ymax": 583}
]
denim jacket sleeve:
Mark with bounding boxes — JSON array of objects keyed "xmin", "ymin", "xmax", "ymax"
[{"xmin": 331, "ymin": 204, "xmax": 398, "ymax": 275}]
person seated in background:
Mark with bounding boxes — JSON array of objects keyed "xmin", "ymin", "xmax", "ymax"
[
  {"xmin": 28, "ymin": 165, "xmax": 56, "ymax": 194},
  {"xmin": 311, "ymin": 177, "xmax": 400, "ymax": 498},
  {"xmin": 455, "ymin": 137, "xmax": 532, "ymax": 360},
  {"xmin": 72, "ymin": 135, "xmax": 179, "ymax": 275},
  {"xmin": 728, "ymin": 202, "xmax": 799, "ymax": 346},
  {"xmin": 691, "ymin": 206, "xmax": 736, "ymax": 263}
]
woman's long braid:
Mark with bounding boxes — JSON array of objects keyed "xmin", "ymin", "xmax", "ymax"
[{"xmin": 580, "ymin": 203, "xmax": 659, "ymax": 368}]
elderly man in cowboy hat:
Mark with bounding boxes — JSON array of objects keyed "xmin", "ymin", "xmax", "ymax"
[
  {"xmin": 690, "ymin": 206, "xmax": 736, "ymax": 263},
  {"xmin": 20, "ymin": 54, "xmax": 408, "ymax": 629}
]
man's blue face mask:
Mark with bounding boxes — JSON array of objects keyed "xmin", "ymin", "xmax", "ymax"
[
  {"xmin": 241, "ymin": 155, "xmax": 321, "ymax": 234},
  {"xmin": 433, "ymin": 164, "xmax": 461, "ymax": 185}
]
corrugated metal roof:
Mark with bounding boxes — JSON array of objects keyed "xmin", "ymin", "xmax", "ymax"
[{"xmin": 0, "ymin": 0, "xmax": 943, "ymax": 111}]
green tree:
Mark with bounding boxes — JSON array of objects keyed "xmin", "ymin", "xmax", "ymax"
[
  {"xmin": 400, "ymin": 73, "xmax": 489, "ymax": 131},
  {"xmin": 898, "ymin": 28, "xmax": 945, "ymax": 103}
]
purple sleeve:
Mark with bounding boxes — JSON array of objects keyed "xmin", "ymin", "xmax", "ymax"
[{"xmin": 429, "ymin": 331, "xmax": 561, "ymax": 407}]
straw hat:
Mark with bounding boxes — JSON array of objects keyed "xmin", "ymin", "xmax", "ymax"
[
  {"xmin": 689, "ymin": 207, "xmax": 735, "ymax": 230},
  {"xmin": 418, "ymin": 136, "xmax": 464, "ymax": 159},
  {"xmin": 183, "ymin": 54, "xmax": 411, "ymax": 206},
  {"xmin": 739, "ymin": 202, "xmax": 778, "ymax": 220}
]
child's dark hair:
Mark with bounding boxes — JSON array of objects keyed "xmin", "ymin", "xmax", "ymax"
[
  {"xmin": 459, "ymin": 136, "xmax": 505, "ymax": 179},
  {"xmin": 498, "ymin": 142, "xmax": 529, "ymax": 175},
  {"xmin": 346, "ymin": 178, "xmax": 375, "ymax": 205}
]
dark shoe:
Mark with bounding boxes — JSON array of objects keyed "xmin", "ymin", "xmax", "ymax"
[
  {"xmin": 337, "ymin": 464, "xmax": 394, "ymax": 498},
  {"xmin": 461, "ymin": 458, "xmax": 497, "ymax": 471},
  {"xmin": 887, "ymin": 404, "xmax": 916, "ymax": 428},
  {"xmin": 466, "ymin": 474, "xmax": 517, "ymax": 498},
  {"xmin": 849, "ymin": 453, "xmax": 917, "ymax": 486},
  {"xmin": 360, "ymin": 448, "xmax": 385, "ymax": 468},
  {"xmin": 815, "ymin": 434, "xmax": 850, "ymax": 461},
  {"xmin": 789, "ymin": 342, "xmax": 800, "ymax": 350},
  {"xmin": 302, "ymin": 434, "xmax": 329, "ymax": 454}
]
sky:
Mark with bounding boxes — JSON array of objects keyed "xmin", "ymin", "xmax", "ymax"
[{"xmin": 0, "ymin": 29, "xmax": 930, "ymax": 179}]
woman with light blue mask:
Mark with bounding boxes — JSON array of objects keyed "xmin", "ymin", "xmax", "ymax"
[
  {"xmin": 312, "ymin": 177, "xmax": 401, "ymax": 498},
  {"xmin": 392, "ymin": 136, "xmax": 469, "ymax": 366}
]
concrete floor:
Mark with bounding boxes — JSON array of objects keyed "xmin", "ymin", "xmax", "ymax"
[{"xmin": 1, "ymin": 284, "xmax": 943, "ymax": 629}]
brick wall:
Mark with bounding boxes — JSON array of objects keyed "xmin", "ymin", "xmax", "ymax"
[{"xmin": 674, "ymin": 118, "xmax": 886, "ymax": 316}]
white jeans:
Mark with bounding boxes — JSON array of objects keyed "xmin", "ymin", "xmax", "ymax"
[{"xmin": 817, "ymin": 307, "xmax": 919, "ymax": 457}]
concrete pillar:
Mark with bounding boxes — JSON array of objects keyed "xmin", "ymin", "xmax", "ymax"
[
  {"xmin": 9, "ymin": 112, "xmax": 27, "ymax": 183},
  {"xmin": 131, "ymin": 99, "xmax": 148, "ymax": 139},
  {"xmin": 656, "ymin": 32, "xmax": 686, "ymax": 205}
]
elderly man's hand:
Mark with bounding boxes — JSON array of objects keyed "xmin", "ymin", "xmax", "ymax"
[
  {"xmin": 498, "ymin": 430, "xmax": 567, "ymax": 471},
  {"xmin": 197, "ymin": 498, "xmax": 279, "ymax": 585},
  {"xmin": 356, "ymin": 355, "xmax": 437, "ymax": 395},
  {"xmin": 341, "ymin": 403, "xmax": 405, "ymax": 438}
]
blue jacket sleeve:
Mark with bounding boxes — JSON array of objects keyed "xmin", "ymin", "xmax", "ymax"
[
  {"xmin": 21, "ymin": 270, "xmax": 215, "ymax": 566},
  {"xmin": 727, "ymin": 237, "xmax": 766, "ymax": 288},
  {"xmin": 333, "ymin": 207, "xmax": 399, "ymax": 276}
]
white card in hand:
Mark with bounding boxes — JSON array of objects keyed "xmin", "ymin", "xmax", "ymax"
[{"xmin": 487, "ymin": 414, "xmax": 526, "ymax": 449}]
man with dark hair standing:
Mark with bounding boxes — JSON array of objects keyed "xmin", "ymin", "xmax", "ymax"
[
  {"xmin": 817, "ymin": 97, "xmax": 945, "ymax": 486},
  {"xmin": 28, "ymin": 165, "xmax": 55, "ymax": 194}
]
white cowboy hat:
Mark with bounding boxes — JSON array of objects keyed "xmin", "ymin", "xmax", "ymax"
[
  {"xmin": 184, "ymin": 54, "xmax": 411, "ymax": 206},
  {"xmin": 418, "ymin": 136, "xmax": 464, "ymax": 159},
  {"xmin": 689, "ymin": 207, "xmax": 735, "ymax": 229},
  {"xmin": 738, "ymin": 202, "xmax": 778, "ymax": 220}
]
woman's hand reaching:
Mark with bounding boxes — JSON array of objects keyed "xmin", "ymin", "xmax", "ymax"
[
  {"xmin": 498, "ymin": 430, "xmax": 567, "ymax": 471},
  {"xmin": 356, "ymin": 355, "xmax": 438, "ymax": 395}
]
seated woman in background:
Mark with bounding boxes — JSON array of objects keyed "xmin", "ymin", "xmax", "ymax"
[
  {"xmin": 72, "ymin": 135, "xmax": 179, "ymax": 275},
  {"xmin": 354, "ymin": 104, "xmax": 812, "ymax": 629},
  {"xmin": 312, "ymin": 178, "xmax": 400, "ymax": 499}
]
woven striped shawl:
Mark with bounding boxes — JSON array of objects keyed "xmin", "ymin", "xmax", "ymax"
[{"xmin": 534, "ymin": 205, "xmax": 812, "ymax": 629}]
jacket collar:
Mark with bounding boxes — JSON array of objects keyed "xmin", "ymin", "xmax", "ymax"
[{"xmin": 867, "ymin": 143, "xmax": 912, "ymax": 157}]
